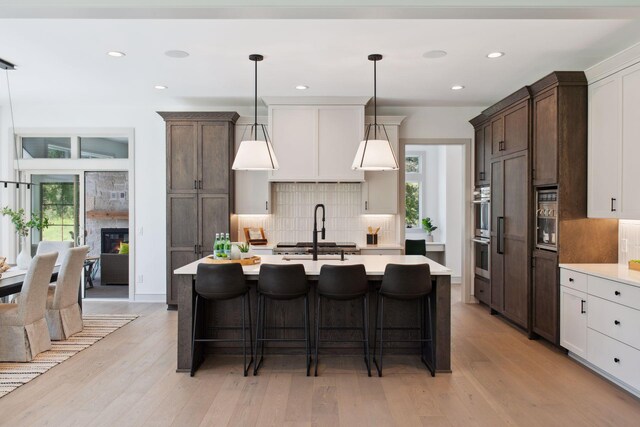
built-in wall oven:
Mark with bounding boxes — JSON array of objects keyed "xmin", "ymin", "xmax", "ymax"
[{"xmin": 473, "ymin": 186, "xmax": 491, "ymax": 279}]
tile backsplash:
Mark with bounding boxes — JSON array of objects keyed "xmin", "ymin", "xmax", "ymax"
[
  {"xmin": 619, "ymin": 220, "xmax": 640, "ymax": 264},
  {"xmin": 236, "ymin": 183, "xmax": 397, "ymax": 245}
]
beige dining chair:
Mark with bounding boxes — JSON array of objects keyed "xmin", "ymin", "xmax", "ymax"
[
  {"xmin": 45, "ymin": 246, "xmax": 89, "ymax": 340},
  {"xmin": 37, "ymin": 240, "xmax": 74, "ymax": 265},
  {"xmin": 0, "ymin": 252, "xmax": 57, "ymax": 362}
]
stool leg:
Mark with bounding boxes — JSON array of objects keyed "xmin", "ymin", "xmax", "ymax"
[
  {"xmin": 420, "ymin": 296, "xmax": 426, "ymax": 366},
  {"xmin": 242, "ymin": 294, "xmax": 248, "ymax": 377},
  {"xmin": 314, "ymin": 295, "xmax": 321, "ymax": 376},
  {"xmin": 190, "ymin": 294, "xmax": 200, "ymax": 377},
  {"xmin": 362, "ymin": 294, "xmax": 371, "ymax": 377},
  {"xmin": 373, "ymin": 293, "xmax": 384, "ymax": 377},
  {"xmin": 304, "ymin": 295, "xmax": 311, "ymax": 376},
  {"xmin": 427, "ymin": 295, "xmax": 436, "ymax": 377},
  {"xmin": 253, "ymin": 293, "xmax": 262, "ymax": 376},
  {"xmin": 247, "ymin": 292, "xmax": 254, "ymax": 372}
]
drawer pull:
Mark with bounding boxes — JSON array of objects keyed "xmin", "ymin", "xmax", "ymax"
[
  {"xmin": 569, "ymin": 277, "xmax": 574, "ymax": 282},
  {"xmin": 614, "ymin": 320, "xmax": 621, "ymax": 325},
  {"xmin": 580, "ymin": 300, "xmax": 586, "ymax": 314},
  {"xmin": 615, "ymin": 291, "xmax": 621, "ymax": 296},
  {"xmin": 614, "ymin": 357, "xmax": 620, "ymax": 363}
]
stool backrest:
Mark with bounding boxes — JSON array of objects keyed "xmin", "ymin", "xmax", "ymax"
[
  {"xmin": 18, "ymin": 252, "xmax": 57, "ymax": 325},
  {"xmin": 52, "ymin": 246, "xmax": 89, "ymax": 310},
  {"xmin": 380, "ymin": 263, "xmax": 432, "ymax": 298},
  {"xmin": 405, "ymin": 239, "xmax": 427, "ymax": 256},
  {"xmin": 258, "ymin": 264, "xmax": 308, "ymax": 297},
  {"xmin": 318, "ymin": 264, "xmax": 368, "ymax": 298},
  {"xmin": 196, "ymin": 263, "xmax": 248, "ymax": 299}
]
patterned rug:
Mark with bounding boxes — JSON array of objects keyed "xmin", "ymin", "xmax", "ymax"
[{"xmin": 0, "ymin": 314, "xmax": 138, "ymax": 398}]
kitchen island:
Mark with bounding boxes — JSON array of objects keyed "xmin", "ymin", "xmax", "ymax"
[{"xmin": 174, "ymin": 255, "xmax": 452, "ymax": 373}]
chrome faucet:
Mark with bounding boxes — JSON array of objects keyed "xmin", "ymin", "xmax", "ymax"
[{"xmin": 312, "ymin": 204, "xmax": 326, "ymax": 261}]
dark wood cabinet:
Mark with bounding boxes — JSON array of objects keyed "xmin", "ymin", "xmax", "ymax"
[
  {"xmin": 160, "ymin": 112, "xmax": 239, "ymax": 307},
  {"xmin": 532, "ymin": 250, "xmax": 559, "ymax": 343},
  {"xmin": 474, "ymin": 276, "xmax": 490, "ymax": 306},
  {"xmin": 532, "ymin": 89, "xmax": 558, "ymax": 185},
  {"xmin": 491, "ymin": 100, "xmax": 529, "ymax": 157},
  {"xmin": 471, "ymin": 119, "xmax": 492, "ymax": 186}
]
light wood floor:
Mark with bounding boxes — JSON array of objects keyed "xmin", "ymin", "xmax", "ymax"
[{"xmin": 1, "ymin": 287, "xmax": 639, "ymax": 427}]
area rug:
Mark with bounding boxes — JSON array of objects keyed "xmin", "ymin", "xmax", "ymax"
[{"xmin": 0, "ymin": 314, "xmax": 138, "ymax": 398}]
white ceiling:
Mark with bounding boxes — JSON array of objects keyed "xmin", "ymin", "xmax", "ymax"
[{"xmin": 1, "ymin": 19, "xmax": 640, "ymax": 108}]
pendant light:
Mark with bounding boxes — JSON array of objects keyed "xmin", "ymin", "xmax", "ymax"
[
  {"xmin": 352, "ymin": 54, "xmax": 399, "ymax": 171},
  {"xmin": 232, "ymin": 54, "xmax": 279, "ymax": 171}
]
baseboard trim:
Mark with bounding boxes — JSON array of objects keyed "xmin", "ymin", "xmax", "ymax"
[{"xmin": 133, "ymin": 294, "xmax": 166, "ymax": 303}]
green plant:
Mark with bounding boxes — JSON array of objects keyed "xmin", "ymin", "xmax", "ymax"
[
  {"xmin": 238, "ymin": 242, "xmax": 250, "ymax": 253},
  {"xmin": 421, "ymin": 217, "xmax": 437, "ymax": 234},
  {"xmin": 405, "ymin": 182, "xmax": 420, "ymax": 227},
  {"xmin": 1, "ymin": 206, "xmax": 49, "ymax": 237}
]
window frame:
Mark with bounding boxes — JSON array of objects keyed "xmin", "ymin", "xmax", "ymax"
[{"xmin": 405, "ymin": 151, "xmax": 426, "ymax": 231}]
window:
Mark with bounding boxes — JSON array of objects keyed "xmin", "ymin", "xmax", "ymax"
[
  {"xmin": 20, "ymin": 134, "xmax": 129, "ymax": 159},
  {"xmin": 80, "ymin": 137, "xmax": 129, "ymax": 159},
  {"xmin": 22, "ymin": 137, "xmax": 72, "ymax": 159},
  {"xmin": 405, "ymin": 153, "xmax": 424, "ymax": 229},
  {"xmin": 39, "ymin": 182, "xmax": 78, "ymax": 242}
]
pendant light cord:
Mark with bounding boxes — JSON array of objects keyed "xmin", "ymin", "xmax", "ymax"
[
  {"xmin": 5, "ymin": 70, "xmax": 20, "ymax": 176},
  {"xmin": 254, "ymin": 57, "xmax": 258, "ymax": 138},
  {"xmin": 373, "ymin": 58, "xmax": 377, "ymax": 139}
]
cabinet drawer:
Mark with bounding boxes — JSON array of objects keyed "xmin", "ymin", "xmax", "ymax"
[
  {"xmin": 560, "ymin": 269, "xmax": 588, "ymax": 293},
  {"xmin": 588, "ymin": 275, "xmax": 640, "ymax": 310},
  {"xmin": 588, "ymin": 295, "xmax": 640, "ymax": 350},
  {"xmin": 474, "ymin": 276, "xmax": 490, "ymax": 305},
  {"xmin": 587, "ymin": 329, "xmax": 640, "ymax": 392}
]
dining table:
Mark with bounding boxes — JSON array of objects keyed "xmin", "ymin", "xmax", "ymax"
[
  {"xmin": 173, "ymin": 254, "xmax": 453, "ymax": 374},
  {"xmin": 0, "ymin": 265, "xmax": 63, "ymax": 302}
]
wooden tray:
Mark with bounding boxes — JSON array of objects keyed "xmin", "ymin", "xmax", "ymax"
[
  {"xmin": 629, "ymin": 261, "xmax": 640, "ymax": 272},
  {"xmin": 205, "ymin": 255, "xmax": 261, "ymax": 266}
]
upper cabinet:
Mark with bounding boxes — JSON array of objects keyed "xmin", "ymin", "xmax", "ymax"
[
  {"xmin": 588, "ymin": 61, "xmax": 640, "ymax": 219},
  {"xmin": 266, "ymin": 98, "xmax": 367, "ymax": 182},
  {"xmin": 491, "ymin": 100, "xmax": 529, "ymax": 158},
  {"xmin": 470, "ymin": 117, "xmax": 491, "ymax": 186}
]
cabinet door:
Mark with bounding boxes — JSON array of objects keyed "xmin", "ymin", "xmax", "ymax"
[
  {"xmin": 490, "ymin": 158, "xmax": 504, "ymax": 312},
  {"xmin": 491, "ymin": 116, "xmax": 504, "ymax": 157},
  {"xmin": 234, "ymin": 123, "xmax": 271, "ymax": 214},
  {"xmin": 588, "ymin": 76, "xmax": 621, "ymax": 218},
  {"xmin": 532, "ymin": 251, "xmax": 559, "ymax": 343},
  {"xmin": 167, "ymin": 122, "xmax": 198, "ymax": 193},
  {"xmin": 317, "ymin": 107, "xmax": 364, "ymax": 181},
  {"xmin": 167, "ymin": 194, "xmax": 198, "ymax": 305},
  {"xmin": 533, "ymin": 89, "xmax": 558, "ymax": 185},
  {"xmin": 502, "ymin": 152, "xmax": 529, "ymax": 328},
  {"xmin": 503, "ymin": 101, "xmax": 529, "ymax": 155},
  {"xmin": 269, "ymin": 107, "xmax": 317, "ymax": 181},
  {"xmin": 483, "ymin": 123, "xmax": 492, "ymax": 184},
  {"xmin": 620, "ymin": 64, "xmax": 640, "ymax": 219},
  {"xmin": 199, "ymin": 122, "xmax": 230, "ymax": 194},
  {"xmin": 199, "ymin": 194, "xmax": 230, "ymax": 254},
  {"xmin": 474, "ymin": 126, "xmax": 485, "ymax": 186},
  {"xmin": 363, "ymin": 125, "xmax": 399, "ymax": 214},
  {"xmin": 560, "ymin": 286, "xmax": 587, "ymax": 358}
]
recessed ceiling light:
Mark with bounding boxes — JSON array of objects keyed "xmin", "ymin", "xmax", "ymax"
[
  {"xmin": 154, "ymin": 85, "xmax": 168, "ymax": 90},
  {"xmin": 165, "ymin": 50, "xmax": 190, "ymax": 58},
  {"xmin": 451, "ymin": 85, "xmax": 465, "ymax": 91},
  {"xmin": 487, "ymin": 52, "xmax": 505, "ymax": 59},
  {"xmin": 423, "ymin": 50, "xmax": 447, "ymax": 59},
  {"xmin": 107, "ymin": 51, "xmax": 126, "ymax": 57},
  {"xmin": 295, "ymin": 85, "xmax": 309, "ymax": 90}
]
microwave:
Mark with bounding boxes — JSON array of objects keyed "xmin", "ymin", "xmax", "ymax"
[{"xmin": 473, "ymin": 186, "xmax": 490, "ymax": 239}]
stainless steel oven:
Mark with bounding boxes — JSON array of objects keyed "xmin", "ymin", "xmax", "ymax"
[
  {"xmin": 473, "ymin": 186, "xmax": 490, "ymax": 239},
  {"xmin": 472, "ymin": 237, "xmax": 490, "ymax": 279}
]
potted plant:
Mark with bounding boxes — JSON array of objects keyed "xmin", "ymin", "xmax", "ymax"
[
  {"xmin": 238, "ymin": 242, "xmax": 251, "ymax": 259},
  {"xmin": 421, "ymin": 217, "xmax": 438, "ymax": 242},
  {"xmin": 1, "ymin": 207, "xmax": 49, "ymax": 269}
]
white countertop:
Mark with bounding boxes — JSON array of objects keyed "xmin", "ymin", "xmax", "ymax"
[
  {"xmin": 249, "ymin": 244, "xmax": 275, "ymax": 250},
  {"xmin": 174, "ymin": 254, "xmax": 452, "ymax": 277},
  {"xmin": 560, "ymin": 263, "xmax": 640, "ymax": 288},
  {"xmin": 359, "ymin": 243, "xmax": 404, "ymax": 250}
]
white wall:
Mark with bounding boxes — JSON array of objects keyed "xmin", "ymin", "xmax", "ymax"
[{"xmin": 1, "ymin": 103, "xmax": 478, "ymax": 298}]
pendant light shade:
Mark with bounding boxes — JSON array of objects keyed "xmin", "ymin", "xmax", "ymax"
[
  {"xmin": 232, "ymin": 54, "xmax": 280, "ymax": 171},
  {"xmin": 352, "ymin": 54, "xmax": 399, "ymax": 171}
]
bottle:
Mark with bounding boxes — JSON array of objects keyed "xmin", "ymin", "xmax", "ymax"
[
  {"xmin": 214, "ymin": 233, "xmax": 220, "ymax": 259},
  {"xmin": 224, "ymin": 233, "xmax": 231, "ymax": 258}
]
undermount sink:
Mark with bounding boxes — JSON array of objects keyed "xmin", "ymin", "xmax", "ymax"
[{"xmin": 281, "ymin": 255, "xmax": 348, "ymax": 261}]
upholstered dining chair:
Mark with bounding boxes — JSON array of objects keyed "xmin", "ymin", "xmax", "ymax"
[
  {"xmin": 37, "ymin": 240, "xmax": 74, "ymax": 265},
  {"xmin": 0, "ymin": 252, "xmax": 57, "ymax": 362},
  {"xmin": 45, "ymin": 246, "xmax": 89, "ymax": 340}
]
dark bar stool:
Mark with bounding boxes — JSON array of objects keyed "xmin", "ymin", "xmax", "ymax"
[
  {"xmin": 405, "ymin": 239, "xmax": 427, "ymax": 256},
  {"xmin": 191, "ymin": 263, "xmax": 253, "ymax": 377},
  {"xmin": 253, "ymin": 264, "xmax": 312, "ymax": 376},
  {"xmin": 373, "ymin": 263, "xmax": 435, "ymax": 377},
  {"xmin": 315, "ymin": 264, "xmax": 371, "ymax": 377}
]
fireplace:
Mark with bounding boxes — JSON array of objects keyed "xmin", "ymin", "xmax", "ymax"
[{"xmin": 101, "ymin": 228, "xmax": 129, "ymax": 254}]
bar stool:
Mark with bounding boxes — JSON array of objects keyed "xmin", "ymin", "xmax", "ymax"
[
  {"xmin": 315, "ymin": 264, "xmax": 371, "ymax": 376},
  {"xmin": 254, "ymin": 264, "xmax": 311, "ymax": 376},
  {"xmin": 373, "ymin": 263, "xmax": 435, "ymax": 377},
  {"xmin": 191, "ymin": 263, "xmax": 253, "ymax": 377},
  {"xmin": 405, "ymin": 239, "xmax": 427, "ymax": 256}
]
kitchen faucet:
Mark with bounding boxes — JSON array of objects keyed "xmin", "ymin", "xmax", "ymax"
[{"xmin": 312, "ymin": 204, "xmax": 326, "ymax": 261}]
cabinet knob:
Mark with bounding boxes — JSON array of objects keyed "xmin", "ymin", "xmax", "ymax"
[
  {"xmin": 615, "ymin": 290, "xmax": 621, "ymax": 296},
  {"xmin": 614, "ymin": 357, "xmax": 620, "ymax": 363},
  {"xmin": 614, "ymin": 320, "xmax": 621, "ymax": 325},
  {"xmin": 569, "ymin": 278, "xmax": 574, "ymax": 282}
]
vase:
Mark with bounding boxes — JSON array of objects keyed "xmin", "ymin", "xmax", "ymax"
[
  {"xmin": 16, "ymin": 236, "xmax": 32, "ymax": 269},
  {"xmin": 230, "ymin": 244, "xmax": 241, "ymax": 260},
  {"xmin": 241, "ymin": 252, "xmax": 252, "ymax": 260},
  {"xmin": 425, "ymin": 234, "xmax": 434, "ymax": 243}
]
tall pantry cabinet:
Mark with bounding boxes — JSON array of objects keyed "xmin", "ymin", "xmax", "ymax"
[{"xmin": 159, "ymin": 112, "xmax": 239, "ymax": 308}]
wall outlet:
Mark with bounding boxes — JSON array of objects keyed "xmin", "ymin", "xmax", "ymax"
[{"xmin": 137, "ymin": 275, "xmax": 143, "ymax": 283}]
